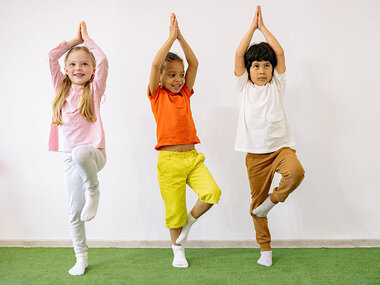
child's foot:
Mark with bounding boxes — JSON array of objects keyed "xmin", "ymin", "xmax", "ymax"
[
  {"xmin": 68, "ymin": 253, "xmax": 88, "ymax": 276},
  {"xmin": 172, "ymin": 245, "xmax": 188, "ymax": 268},
  {"xmin": 257, "ymin": 250, "xmax": 272, "ymax": 267},
  {"xmin": 81, "ymin": 190, "xmax": 100, "ymax": 222},
  {"xmin": 252, "ymin": 195, "xmax": 275, "ymax": 217},
  {"xmin": 176, "ymin": 213, "xmax": 197, "ymax": 245}
]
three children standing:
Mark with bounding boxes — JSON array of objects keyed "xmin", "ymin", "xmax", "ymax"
[{"xmin": 48, "ymin": 5, "xmax": 304, "ymax": 275}]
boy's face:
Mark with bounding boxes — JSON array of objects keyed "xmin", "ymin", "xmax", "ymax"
[
  {"xmin": 160, "ymin": 61, "xmax": 185, "ymax": 93},
  {"xmin": 249, "ymin": 60, "xmax": 273, "ymax": 86}
]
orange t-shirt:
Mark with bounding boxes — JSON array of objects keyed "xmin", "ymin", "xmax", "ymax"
[{"xmin": 148, "ymin": 84, "xmax": 200, "ymax": 150}]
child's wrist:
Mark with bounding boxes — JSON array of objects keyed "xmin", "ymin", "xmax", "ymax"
[
  {"xmin": 168, "ymin": 36, "xmax": 176, "ymax": 43},
  {"xmin": 68, "ymin": 39, "xmax": 81, "ymax": 47}
]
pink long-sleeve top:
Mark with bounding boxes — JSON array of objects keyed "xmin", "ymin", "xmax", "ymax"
[{"xmin": 48, "ymin": 38, "xmax": 108, "ymax": 152}]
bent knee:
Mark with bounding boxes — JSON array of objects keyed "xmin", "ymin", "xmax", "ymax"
[
  {"xmin": 72, "ymin": 146, "xmax": 92, "ymax": 165},
  {"xmin": 288, "ymin": 166, "xmax": 305, "ymax": 187},
  {"xmin": 200, "ymin": 187, "xmax": 221, "ymax": 204}
]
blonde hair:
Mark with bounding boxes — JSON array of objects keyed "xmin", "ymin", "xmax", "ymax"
[{"xmin": 52, "ymin": 46, "xmax": 96, "ymax": 125}]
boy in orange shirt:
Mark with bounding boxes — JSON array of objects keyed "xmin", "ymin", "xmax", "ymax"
[{"xmin": 148, "ymin": 13, "xmax": 221, "ymax": 268}]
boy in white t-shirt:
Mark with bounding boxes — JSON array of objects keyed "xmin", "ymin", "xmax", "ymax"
[{"xmin": 235, "ymin": 5, "xmax": 305, "ymax": 267}]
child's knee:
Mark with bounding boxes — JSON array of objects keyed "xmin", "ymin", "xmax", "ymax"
[
  {"xmin": 162, "ymin": 190, "xmax": 187, "ymax": 228},
  {"xmin": 278, "ymin": 165, "xmax": 304, "ymax": 202},
  {"xmin": 200, "ymin": 186, "xmax": 221, "ymax": 204},
  {"xmin": 68, "ymin": 209, "xmax": 82, "ymax": 224},
  {"xmin": 72, "ymin": 145, "xmax": 92, "ymax": 165},
  {"xmin": 166, "ymin": 208, "xmax": 187, "ymax": 228},
  {"xmin": 289, "ymin": 165, "xmax": 305, "ymax": 187}
]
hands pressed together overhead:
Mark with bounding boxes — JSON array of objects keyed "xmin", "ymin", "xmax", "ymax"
[
  {"xmin": 252, "ymin": 5, "xmax": 265, "ymax": 31},
  {"xmin": 69, "ymin": 21, "xmax": 90, "ymax": 47},
  {"xmin": 169, "ymin": 13, "xmax": 184, "ymax": 41}
]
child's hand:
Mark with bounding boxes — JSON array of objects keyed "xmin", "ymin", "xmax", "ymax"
[
  {"xmin": 257, "ymin": 5, "xmax": 265, "ymax": 30},
  {"xmin": 69, "ymin": 22, "xmax": 84, "ymax": 47},
  {"xmin": 174, "ymin": 15, "xmax": 184, "ymax": 41},
  {"xmin": 251, "ymin": 5, "xmax": 259, "ymax": 29},
  {"xmin": 169, "ymin": 13, "xmax": 178, "ymax": 40},
  {"xmin": 80, "ymin": 21, "xmax": 90, "ymax": 41}
]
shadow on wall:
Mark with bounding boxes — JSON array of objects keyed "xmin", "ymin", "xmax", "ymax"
[
  {"xmin": 284, "ymin": 60, "xmax": 364, "ymax": 238},
  {"xmin": 0, "ymin": 162, "xmax": 28, "ymax": 238},
  {"xmin": 135, "ymin": 113, "xmax": 169, "ymax": 238},
  {"xmin": 194, "ymin": 106, "xmax": 254, "ymax": 238}
]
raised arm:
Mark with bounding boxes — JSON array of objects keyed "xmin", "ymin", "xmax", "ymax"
[
  {"xmin": 149, "ymin": 14, "xmax": 177, "ymax": 95},
  {"xmin": 235, "ymin": 6, "xmax": 259, "ymax": 76},
  {"xmin": 175, "ymin": 15, "xmax": 198, "ymax": 92},
  {"xmin": 257, "ymin": 6, "xmax": 286, "ymax": 74},
  {"xmin": 48, "ymin": 23, "xmax": 83, "ymax": 90},
  {"xmin": 81, "ymin": 21, "xmax": 109, "ymax": 95}
]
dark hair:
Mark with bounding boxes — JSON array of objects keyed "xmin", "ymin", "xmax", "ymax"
[
  {"xmin": 161, "ymin": 52, "xmax": 184, "ymax": 73},
  {"xmin": 244, "ymin": 42, "xmax": 277, "ymax": 81}
]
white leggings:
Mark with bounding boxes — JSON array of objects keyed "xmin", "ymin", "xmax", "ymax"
[{"xmin": 62, "ymin": 145, "xmax": 106, "ymax": 255}]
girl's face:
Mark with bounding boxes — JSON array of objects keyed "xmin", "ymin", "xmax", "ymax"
[
  {"xmin": 249, "ymin": 60, "xmax": 273, "ymax": 86},
  {"xmin": 64, "ymin": 50, "xmax": 95, "ymax": 85},
  {"xmin": 160, "ymin": 61, "xmax": 185, "ymax": 93}
]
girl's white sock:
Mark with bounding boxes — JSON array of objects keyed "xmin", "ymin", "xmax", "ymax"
[
  {"xmin": 176, "ymin": 212, "xmax": 197, "ymax": 245},
  {"xmin": 172, "ymin": 245, "xmax": 188, "ymax": 268},
  {"xmin": 257, "ymin": 250, "xmax": 272, "ymax": 267},
  {"xmin": 68, "ymin": 253, "xmax": 88, "ymax": 276},
  {"xmin": 251, "ymin": 195, "xmax": 275, "ymax": 217},
  {"xmin": 81, "ymin": 190, "xmax": 99, "ymax": 222}
]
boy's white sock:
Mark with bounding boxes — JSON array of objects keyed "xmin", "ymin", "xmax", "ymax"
[
  {"xmin": 172, "ymin": 245, "xmax": 188, "ymax": 268},
  {"xmin": 257, "ymin": 250, "xmax": 272, "ymax": 267},
  {"xmin": 251, "ymin": 195, "xmax": 275, "ymax": 218},
  {"xmin": 68, "ymin": 253, "xmax": 88, "ymax": 276},
  {"xmin": 81, "ymin": 190, "xmax": 100, "ymax": 222},
  {"xmin": 176, "ymin": 212, "xmax": 197, "ymax": 245}
]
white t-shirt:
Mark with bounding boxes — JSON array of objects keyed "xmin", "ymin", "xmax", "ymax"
[{"xmin": 234, "ymin": 69, "xmax": 296, "ymax": 153}]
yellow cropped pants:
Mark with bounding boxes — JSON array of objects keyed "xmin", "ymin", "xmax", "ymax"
[{"xmin": 157, "ymin": 150, "xmax": 221, "ymax": 228}]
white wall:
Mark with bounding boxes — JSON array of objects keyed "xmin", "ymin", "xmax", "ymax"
[{"xmin": 0, "ymin": 0, "xmax": 379, "ymax": 242}]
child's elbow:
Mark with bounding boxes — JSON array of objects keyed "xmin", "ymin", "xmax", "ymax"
[
  {"xmin": 276, "ymin": 48, "xmax": 285, "ymax": 57},
  {"xmin": 191, "ymin": 59, "xmax": 199, "ymax": 69},
  {"xmin": 99, "ymin": 57, "xmax": 109, "ymax": 67},
  {"xmin": 151, "ymin": 61, "xmax": 162, "ymax": 71}
]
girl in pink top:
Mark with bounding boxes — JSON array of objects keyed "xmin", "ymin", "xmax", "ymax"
[{"xmin": 48, "ymin": 21, "xmax": 108, "ymax": 276}]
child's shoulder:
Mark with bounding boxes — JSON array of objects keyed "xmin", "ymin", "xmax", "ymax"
[
  {"xmin": 235, "ymin": 70, "xmax": 248, "ymax": 79},
  {"xmin": 270, "ymin": 69, "xmax": 286, "ymax": 87},
  {"xmin": 148, "ymin": 85, "xmax": 165, "ymax": 99},
  {"xmin": 235, "ymin": 70, "xmax": 251, "ymax": 92},
  {"xmin": 273, "ymin": 69, "xmax": 285, "ymax": 78},
  {"xmin": 181, "ymin": 84, "xmax": 192, "ymax": 94},
  {"xmin": 148, "ymin": 84, "xmax": 193, "ymax": 100}
]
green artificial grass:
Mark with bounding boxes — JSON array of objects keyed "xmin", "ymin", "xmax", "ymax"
[{"xmin": 0, "ymin": 248, "xmax": 379, "ymax": 285}]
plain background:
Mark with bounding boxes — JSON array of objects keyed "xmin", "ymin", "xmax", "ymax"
[{"xmin": 0, "ymin": 0, "xmax": 379, "ymax": 242}]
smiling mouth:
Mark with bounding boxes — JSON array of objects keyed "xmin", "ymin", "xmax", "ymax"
[
  {"xmin": 74, "ymin": 74, "xmax": 85, "ymax": 77},
  {"xmin": 172, "ymin": 84, "xmax": 182, "ymax": 89}
]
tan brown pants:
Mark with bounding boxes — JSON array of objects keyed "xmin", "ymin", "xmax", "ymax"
[{"xmin": 246, "ymin": 147, "xmax": 305, "ymax": 251}]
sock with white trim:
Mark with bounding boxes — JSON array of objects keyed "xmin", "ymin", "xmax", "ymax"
[
  {"xmin": 172, "ymin": 245, "xmax": 188, "ymax": 268},
  {"xmin": 252, "ymin": 195, "xmax": 276, "ymax": 218},
  {"xmin": 81, "ymin": 190, "xmax": 99, "ymax": 222},
  {"xmin": 257, "ymin": 250, "xmax": 272, "ymax": 267},
  {"xmin": 68, "ymin": 253, "xmax": 88, "ymax": 276},
  {"xmin": 176, "ymin": 212, "xmax": 197, "ymax": 245}
]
